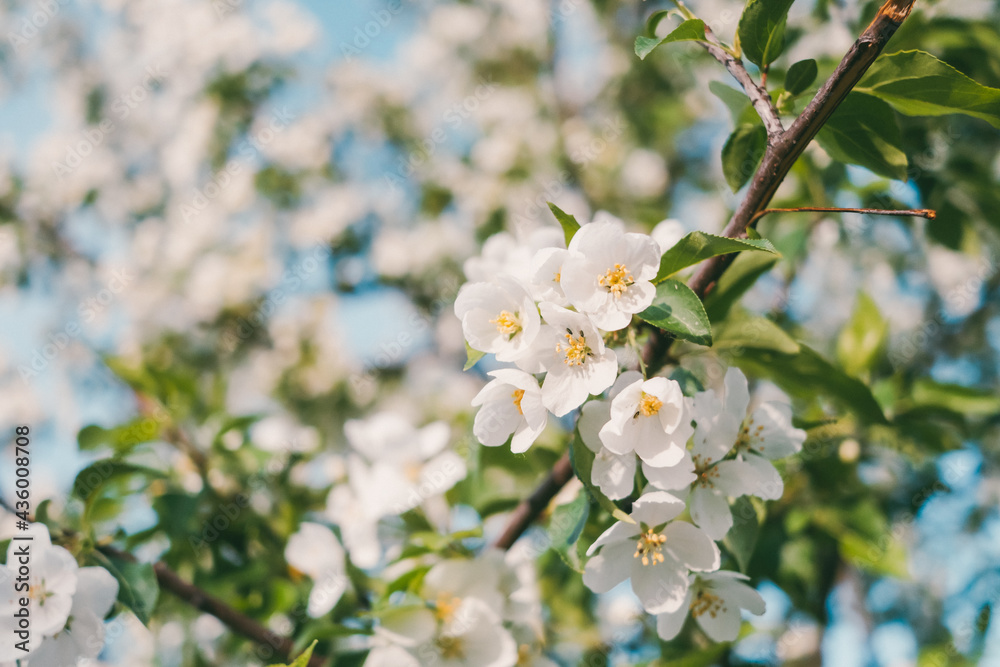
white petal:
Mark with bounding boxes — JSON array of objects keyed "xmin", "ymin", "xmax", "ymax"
[
  {"xmin": 742, "ymin": 454, "xmax": 784, "ymax": 500},
  {"xmin": 689, "ymin": 486, "xmax": 733, "ymax": 541},
  {"xmin": 642, "ymin": 453, "xmax": 696, "ymax": 491},
  {"xmin": 586, "ymin": 521, "xmax": 637, "ymax": 556},
  {"xmin": 582, "ymin": 541, "xmax": 634, "ymax": 593},
  {"xmin": 71, "ymin": 567, "xmax": 119, "ymax": 619},
  {"xmin": 695, "ymin": 598, "xmax": 744, "ymax": 642},
  {"xmin": 378, "ymin": 606, "xmax": 437, "ymax": 647},
  {"xmin": 655, "ymin": 588, "xmax": 693, "ymax": 641},
  {"xmin": 663, "ymin": 521, "xmax": 721, "ymax": 571},
  {"xmin": 592, "ymin": 448, "xmax": 636, "ymax": 500},
  {"xmin": 578, "ymin": 400, "xmax": 611, "ymax": 453},
  {"xmin": 629, "ymin": 491, "xmax": 685, "ymax": 527},
  {"xmin": 631, "ymin": 557, "xmax": 688, "ymax": 614}
]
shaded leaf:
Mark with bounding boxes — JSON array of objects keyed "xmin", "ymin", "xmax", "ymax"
[
  {"xmin": 722, "ymin": 124, "xmax": 768, "ymax": 191},
  {"xmin": 785, "ymin": 58, "xmax": 818, "ymax": 95},
  {"xmin": 836, "ymin": 292, "xmax": 887, "ymax": 378},
  {"xmin": 267, "ymin": 640, "xmax": 318, "ymax": 667},
  {"xmin": 857, "ymin": 50, "xmax": 1000, "ymax": 129},
  {"xmin": 656, "ymin": 231, "xmax": 778, "ymax": 282},
  {"xmin": 638, "ymin": 279, "xmax": 713, "ymax": 346},
  {"xmin": 463, "ymin": 342, "xmax": 486, "ymax": 371},
  {"xmin": 737, "ymin": 0, "xmax": 796, "ymax": 68},
  {"xmin": 723, "ymin": 497, "xmax": 764, "ymax": 573},
  {"xmin": 816, "ymin": 93, "xmax": 908, "ymax": 180},
  {"xmin": 635, "ymin": 19, "xmax": 707, "ymax": 60},
  {"xmin": 547, "ymin": 202, "xmax": 581, "ymax": 246}
]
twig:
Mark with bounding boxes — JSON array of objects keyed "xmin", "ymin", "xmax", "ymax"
[
  {"xmin": 750, "ymin": 206, "xmax": 936, "ymax": 225},
  {"xmin": 99, "ymin": 547, "xmax": 327, "ymax": 667},
  {"xmin": 689, "ymin": 0, "xmax": 918, "ymax": 298},
  {"xmin": 492, "ymin": 0, "xmax": 918, "ymax": 552},
  {"xmin": 702, "ymin": 26, "xmax": 785, "ymax": 141}
]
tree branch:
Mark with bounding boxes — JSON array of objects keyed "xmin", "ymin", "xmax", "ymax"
[
  {"xmin": 493, "ymin": 0, "xmax": 917, "ymax": 552},
  {"xmin": 689, "ymin": 0, "xmax": 917, "ymax": 297},
  {"xmin": 702, "ymin": 27, "xmax": 785, "ymax": 141},
  {"xmin": 101, "ymin": 547, "xmax": 326, "ymax": 667},
  {"xmin": 751, "ymin": 206, "xmax": 936, "ymax": 225}
]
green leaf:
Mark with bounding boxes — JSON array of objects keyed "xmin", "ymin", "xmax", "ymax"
[
  {"xmin": 816, "ymin": 92, "xmax": 908, "ymax": 180},
  {"xmin": 547, "ymin": 202, "xmax": 580, "ymax": 246},
  {"xmin": 72, "ymin": 460, "xmax": 167, "ymax": 506},
  {"xmin": 737, "ymin": 0, "xmax": 796, "ymax": 68},
  {"xmin": 722, "ymin": 124, "xmax": 767, "ymax": 192},
  {"xmin": 856, "ymin": 50, "xmax": 1000, "ymax": 129},
  {"xmin": 735, "ymin": 344, "xmax": 888, "ymax": 425},
  {"xmin": 836, "ymin": 292, "xmax": 887, "ymax": 378},
  {"xmin": 655, "ymin": 231, "xmax": 778, "ymax": 282},
  {"xmin": 463, "ymin": 341, "xmax": 486, "ymax": 371},
  {"xmin": 78, "ymin": 419, "xmax": 162, "ymax": 454},
  {"xmin": 95, "ymin": 553, "xmax": 160, "ymax": 625},
  {"xmin": 709, "ymin": 81, "xmax": 752, "ymax": 125},
  {"xmin": 637, "ymin": 279, "xmax": 713, "ymax": 347},
  {"xmin": 714, "ymin": 313, "xmax": 800, "ymax": 355},
  {"xmin": 784, "ymin": 58, "xmax": 818, "ymax": 95},
  {"xmin": 550, "ymin": 490, "xmax": 590, "ymax": 547},
  {"xmin": 723, "ymin": 497, "xmax": 763, "ymax": 572},
  {"xmin": 911, "ymin": 379, "xmax": 1000, "ymax": 416},
  {"xmin": 267, "ymin": 640, "xmax": 318, "ymax": 667},
  {"xmin": 635, "ymin": 19, "xmax": 707, "ymax": 60},
  {"xmin": 703, "ymin": 251, "xmax": 778, "ymax": 322}
]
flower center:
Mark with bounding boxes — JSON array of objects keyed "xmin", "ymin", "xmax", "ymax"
[
  {"xmin": 557, "ymin": 330, "xmax": 592, "ymax": 366},
  {"xmin": 735, "ymin": 416, "xmax": 766, "ymax": 454},
  {"xmin": 553, "ymin": 271, "xmax": 561, "ymax": 283},
  {"xmin": 436, "ymin": 635, "xmax": 465, "ymax": 659},
  {"xmin": 633, "ymin": 527, "xmax": 667, "ymax": 566},
  {"xmin": 517, "ymin": 644, "xmax": 533, "ymax": 665},
  {"xmin": 435, "ymin": 594, "xmax": 463, "ymax": 623},
  {"xmin": 490, "ymin": 310, "xmax": 521, "ymax": 338},
  {"xmin": 512, "ymin": 389, "xmax": 525, "ymax": 415},
  {"xmin": 691, "ymin": 453, "xmax": 720, "ymax": 489},
  {"xmin": 598, "ymin": 263, "xmax": 634, "ymax": 298},
  {"xmin": 690, "ymin": 589, "xmax": 728, "ymax": 619},
  {"xmin": 637, "ymin": 392, "xmax": 663, "ymax": 418}
]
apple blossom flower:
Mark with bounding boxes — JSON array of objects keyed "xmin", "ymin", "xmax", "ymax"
[
  {"xmin": 17, "ymin": 566, "xmax": 120, "ymax": 667},
  {"xmin": 284, "ymin": 522, "xmax": 348, "ymax": 617},
  {"xmin": 599, "ymin": 375, "xmax": 692, "ymax": 467},
  {"xmin": 530, "ymin": 303, "xmax": 618, "ymax": 417},
  {"xmin": 559, "ymin": 219, "xmax": 660, "ymax": 331},
  {"xmin": 454, "ymin": 275, "xmax": 541, "ymax": 364},
  {"xmin": 655, "ymin": 571, "xmax": 766, "ymax": 642},
  {"xmin": 582, "ymin": 491, "xmax": 719, "ymax": 614},
  {"xmin": 471, "ymin": 369, "xmax": 547, "ymax": 453},
  {"xmin": 528, "ymin": 246, "xmax": 570, "ymax": 306}
]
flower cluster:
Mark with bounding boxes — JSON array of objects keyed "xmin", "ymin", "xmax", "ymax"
[
  {"xmin": 0, "ymin": 523, "xmax": 119, "ymax": 665},
  {"xmin": 459, "ymin": 217, "xmax": 807, "ymax": 642}
]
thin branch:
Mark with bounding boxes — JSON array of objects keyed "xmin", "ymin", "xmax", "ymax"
[
  {"xmin": 493, "ymin": 0, "xmax": 918, "ymax": 552},
  {"xmin": 751, "ymin": 206, "xmax": 936, "ymax": 225},
  {"xmin": 689, "ymin": 0, "xmax": 918, "ymax": 297},
  {"xmin": 702, "ymin": 26, "xmax": 785, "ymax": 141},
  {"xmin": 100, "ymin": 547, "xmax": 327, "ymax": 667}
]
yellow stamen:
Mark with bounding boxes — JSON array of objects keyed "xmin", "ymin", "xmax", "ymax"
[
  {"xmin": 512, "ymin": 389, "xmax": 525, "ymax": 415},
  {"xmin": 435, "ymin": 594, "xmax": 463, "ymax": 622},
  {"xmin": 490, "ymin": 310, "xmax": 521, "ymax": 337},
  {"xmin": 690, "ymin": 589, "xmax": 727, "ymax": 619},
  {"xmin": 598, "ymin": 263, "xmax": 634, "ymax": 298},
  {"xmin": 436, "ymin": 635, "xmax": 464, "ymax": 659},
  {"xmin": 638, "ymin": 392, "xmax": 663, "ymax": 417},
  {"xmin": 633, "ymin": 527, "xmax": 668, "ymax": 566},
  {"xmin": 558, "ymin": 331, "xmax": 591, "ymax": 366},
  {"xmin": 553, "ymin": 272, "xmax": 561, "ymax": 283}
]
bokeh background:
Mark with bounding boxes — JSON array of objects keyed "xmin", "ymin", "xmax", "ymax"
[{"xmin": 1, "ymin": 0, "xmax": 1000, "ymax": 665}]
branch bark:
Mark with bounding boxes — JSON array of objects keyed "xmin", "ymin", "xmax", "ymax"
[
  {"xmin": 101, "ymin": 547, "xmax": 326, "ymax": 667},
  {"xmin": 493, "ymin": 0, "xmax": 917, "ymax": 552}
]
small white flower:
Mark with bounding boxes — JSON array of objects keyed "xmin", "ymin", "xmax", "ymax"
[
  {"xmin": 0, "ymin": 524, "xmax": 77, "ymax": 661},
  {"xmin": 454, "ymin": 276, "xmax": 541, "ymax": 364},
  {"xmin": 285, "ymin": 522, "xmax": 347, "ymax": 617},
  {"xmin": 530, "ymin": 303, "xmax": 618, "ymax": 417},
  {"xmin": 582, "ymin": 491, "xmax": 719, "ymax": 614},
  {"xmin": 656, "ymin": 571, "xmax": 766, "ymax": 642},
  {"xmin": 560, "ymin": 219, "xmax": 660, "ymax": 331},
  {"xmin": 579, "ymin": 399, "xmax": 635, "ymax": 501},
  {"xmin": 371, "ymin": 598, "xmax": 518, "ymax": 667},
  {"xmin": 19, "ymin": 566, "xmax": 120, "ymax": 666},
  {"xmin": 600, "ymin": 376, "xmax": 692, "ymax": 467},
  {"xmin": 471, "ymin": 369, "xmax": 547, "ymax": 453},
  {"xmin": 528, "ymin": 246, "xmax": 570, "ymax": 306},
  {"xmin": 646, "ymin": 368, "xmax": 806, "ymax": 539}
]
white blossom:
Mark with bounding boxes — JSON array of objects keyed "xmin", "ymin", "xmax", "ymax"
[
  {"xmin": 284, "ymin": 522, "xmax": 348, "ymax": 617},
  {"xmin": 471, "ymin": 369, "xmax": 547, "ymax": 453},
  {"xmin": 454, "ymin": 276, "xmax": 541, "ymax": 365},
  {"xmin": 655, "ymin": 571, "xmax": 766, "ymax": 642},
  {"xmin": 600, "ymin": 375, "xmax": 692, "ymax": 467}
]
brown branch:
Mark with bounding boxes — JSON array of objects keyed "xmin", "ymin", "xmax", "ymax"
[
  {"xmin": 702, "ymin": 27, "xmax": 784, "ymax": 141},
  {"xmin": 689, "ymin": 0, "xmax": 918, "ymax": 298},
  {"xmin": 493, "ymin": 0, "xmax": 918, "ymax": 552},
  {"xmin": 751, "ymin": 206, "xmax": 936, "ymax": 225},
  {"xmin": 100, "ymin": 547, "xmax": 326, "ymax": 667}
]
